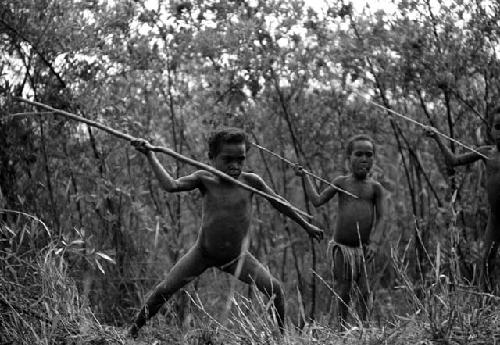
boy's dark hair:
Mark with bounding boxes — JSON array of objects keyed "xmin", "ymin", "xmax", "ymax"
[
  {"xmin": 208, "ymin": 127, "xmax": 250, "ymax": 159},
  {"xmin": 346, "ymin": 134, "xmax": 376, "ymax": 156}
]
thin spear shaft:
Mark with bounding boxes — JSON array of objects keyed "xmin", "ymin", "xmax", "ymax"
[
  {"xmin": 14, "ymin": 97, "xmax": 313, "ymax": 219},
  {"xmin": 7, "ymin": 111, "xmax": 56, "ymax": 117},
  {"xmin": 251, "ymin": 142, "xmax": 359, "ymax": 199},
  {"xmin": 351, "ymin": 90, "xmax": 489, "ymax": 160}
]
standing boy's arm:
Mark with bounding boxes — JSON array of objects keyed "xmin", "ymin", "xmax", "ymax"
[
  {"xmin": 132, "ymin": 139, "xmax": 201, "ymax": 192},
  {"xmin": 371, "ymin": 182, "xmax": 386, "ymax": 245},
  {"xmin": 366, "ymin": 182, "xmax": 385, "ymax": 260},
  {"xmin": 425, "ymin": 127, "xmax": 484, "ymax": 166},
  {"xmin": 295, "ymin": 166, "xmax": 338, "ymax": 207},
  {"xmin": 247, "ymin": 174, "xmax": 324, "ymax": 241}
]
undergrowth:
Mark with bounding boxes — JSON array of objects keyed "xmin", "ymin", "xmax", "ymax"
[
  {"xmin": 0, "ymin": 221, "xmax": 122, "ymax": 345},
  {"xmin": 1, "ymin": 219, "xmax": 499, "ymax": 344}
]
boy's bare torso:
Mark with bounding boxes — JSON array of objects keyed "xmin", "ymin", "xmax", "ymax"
[
  {"xmin": 484, "ymin": 148, "xmax": 500, "ymax": 208},
  {"xmin": 196, "ymin": 171, "xmax": 255, "ymax": 261},
  {"xmin": 333, "ymin": 175, "xmax": 378, "ymax": 247},
  {"xmin": 481, "ymin": 147, "xmax": 500, "ymax": 237}
]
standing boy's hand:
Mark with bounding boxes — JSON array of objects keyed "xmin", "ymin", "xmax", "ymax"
[
  {"xmin": 423, "ymin": 126, "xmax": 439, "ymax": 138},
  {"xmin": 294, "ymin": 164, "xmax": 305, "ymax": 177},
  {"xmin": 306, "ymin": 223, "xmax": 324, "ymax": 241},
  {"xmin": 131, "ymin": 138, "xmax": 153, "ymax": 155},
  {"xmin": 366, "ymin": 242, "xmax": 378, "ymax": 262}
]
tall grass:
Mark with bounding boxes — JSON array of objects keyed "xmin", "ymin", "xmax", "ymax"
[
  {"xmin": 0, "ymin": 220, "xmax": 122, "ymax": 344},
  {"xmin": 137, "ymin": 232, "xmax": 499, "ymax": 345},
  {"xmin": 1, "ymin": 217, "xmax": 499, "ymax": 344},
  {"xmin": 388, "ymin": 234, "xmax": 500, "ymax": 345}
]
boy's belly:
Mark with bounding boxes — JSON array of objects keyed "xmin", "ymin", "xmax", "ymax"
[
  {"xmin": 334, "ymin": 205, "xmax": 374, "ymax": 247},
  {"xmin": 198, "ymin": 216, "xmax": 251, "ymax": 261}
]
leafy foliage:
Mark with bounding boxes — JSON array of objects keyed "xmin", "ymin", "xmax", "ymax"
[{"xmin": 1, "ymin": 0, "xmax": 500, "ymax": 340}]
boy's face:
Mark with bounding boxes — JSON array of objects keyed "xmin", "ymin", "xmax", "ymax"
[
  {"xmin": 348, "ymin": 140, "xmax": 374, "ymax": 179},
  {"xmin": 491, "ymin": 113, "xmax": 500, "ymax": 146},
  {"xmin": 212, "ymin": 142, "xmax": 246, "ymax": 179}
]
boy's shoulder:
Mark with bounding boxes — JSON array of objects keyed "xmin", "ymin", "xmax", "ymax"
[
  {"xmin": 195, "ymin": 170, "xmax": 264, "ymax": 184},
  {"xmin": 332, "ymin": 174, "xmax": 350, "ymax": 184},
  {"xmin": 342, "ymin": 174, "xmax": 382, "ymax": 188},
  {"xmin": 366, "ymin": 175, "xmax": 380, "ymax": 183},
  {"xmin": 193, "ymin": 170, "xmax": 219, "ymax": 183},
  {"xmin": 240, "ymin": 171, "xmax": 264, "ymax": 184},
  {"xmin": 241, "ymin": 172, "xmax": 274, "ymax": 190},
  {"xmin": 195, "ymin": 170, "xmax": 213, "ymax": 178},
  {"xmin": 366, "ymin": 177, "xmax": 384, "ymax": 195}
]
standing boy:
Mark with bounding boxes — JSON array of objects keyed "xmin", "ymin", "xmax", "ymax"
[
  {"xmin": 425, "ymin": 109, "xmax": 500, "ymax": 290},
  {"xmin": 128, "ymin": 127, "xmax": 323, "ymax": 338},
  {"xmin": 296, "ymin": 134, "xmax": 385, "ymax": 328}
]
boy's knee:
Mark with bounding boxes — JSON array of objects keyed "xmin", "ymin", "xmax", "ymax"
[
  {"xmin": 149, "ymin": 281, "xmax": 175, "ymax": 304},
  {"xmin": 273, "ymin": 279, "xmax": 284, "ymax": 296},
  {"xmin": 264, "ymin": 278, "xmax": 284, "ymax": 300},
  {"xmin": 153, "ymin": 282, "xmax": 169, "ymax": 296}
]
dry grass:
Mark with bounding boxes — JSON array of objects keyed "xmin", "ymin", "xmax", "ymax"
[
  {"xmin": 1, "ymin": 219, "xmax": 499, "ymax": 345},
  {"xmin": 127, "ymin": 237, "xmax": 499, "ymax": 345},
  {"xmin": 0, "ymin": 222, "xmax": 123, "ymax": 345}
]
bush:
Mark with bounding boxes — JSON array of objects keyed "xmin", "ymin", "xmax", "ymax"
[{"xmin": 0, "ymin": 220, "xmax": 122, "ymax": 345}]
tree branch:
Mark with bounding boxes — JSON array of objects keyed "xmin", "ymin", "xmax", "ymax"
[{"xmin": 0, "ymin": 18, "xmax": 66, "ymax": 88}]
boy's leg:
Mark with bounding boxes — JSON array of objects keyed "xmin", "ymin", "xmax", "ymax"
[
  {"xmin": 482, "ymin": 221, "xmax": 499, "ymax": 291},
  {"xmin": 129, "ymin": 245, "xmax": 212, "ymax": 337},
  {"xmin": 487, "ymin": 241, "xmax": 499, "ymax": 288},
  {"xmin": 332, "ymin": 247, "xmax": 351, "ymax": 330},
  {"xmin": 356, "ymin": 261, "xmax": 370, "ymax": 322},
  {"xmin": 480, "ymin": 220, "xmax": 499, "ymax": 291},
  {"xmin": 221, "ymin": 252, "xmax": 285, "ymax": 333}
]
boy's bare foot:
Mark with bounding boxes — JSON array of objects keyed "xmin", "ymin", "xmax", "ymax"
[{"xmin": 127, "ymin": 324, "xmax": 139, "ymax": 339}]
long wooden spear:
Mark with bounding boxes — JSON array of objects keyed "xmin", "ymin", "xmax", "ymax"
[
  {"xmin": 12, "ymin": 97, "xmax": 313, "ymax": 219},
  {"xmin": 351, "ymin": 90, "xmax": 489, "ymax": 160},
  {"xmin": 251, "ymin": 142, "xmax": 359, "ymax": 199}
]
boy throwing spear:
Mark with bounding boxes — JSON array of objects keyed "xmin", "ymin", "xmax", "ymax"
[
  {"xmin": 425, "ymin": 108, "xmax": 500, "ymax": 291},
  {"xmin": 128, "ymin": 127, "xmax": 323, "ymax": 338}
]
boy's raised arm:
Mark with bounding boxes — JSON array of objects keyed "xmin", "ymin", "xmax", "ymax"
[
  {"xmin": 425, "ymin": 127, "xmax": 484, "ymax": 166},
  {"xmin": 247, "ymin": 174, "xmax": 323, "ymax": 241},
  {"xmin": 132, "ymin": 139, "xmax": 201, "ymax": 192}
]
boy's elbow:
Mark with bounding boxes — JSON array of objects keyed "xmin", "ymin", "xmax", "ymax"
[
  {"xmin": 162, "ymin": 186, "xmax": 175, "ymax": 193},
  {"xmin": 310, "ymin": 199, "xmax": 322, "ymax": 207},
  {"xmin": 445, "ymin": 158, "xmax": 457, "ymax": 166},
  {"xmin": 444, "ymin": 154, "xmax": 461, "ymax": 167},
  {"xmin": 160, "ymin": 181, "xmax": 179, "ymax": 192}
]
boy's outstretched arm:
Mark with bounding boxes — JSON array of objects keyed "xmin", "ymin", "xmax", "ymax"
[
  {"xmin": 132, "ymin": 139, "xmax": 201, "ymax": 192},
  {"xmin": 425, "ymin": 127, "xmax": 484, "ymax": 166},
  {"xmin": 294, "ymin": 165, "xmax": 338, "ymax": 207},
  {"xmin": 247, "ymin": 174, "xmax": 324, "ymax": 241}
]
